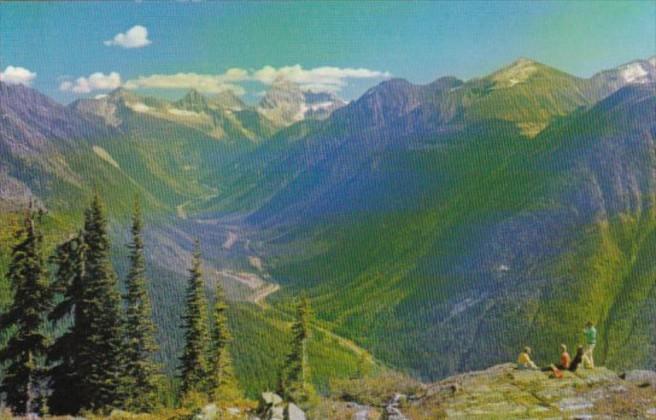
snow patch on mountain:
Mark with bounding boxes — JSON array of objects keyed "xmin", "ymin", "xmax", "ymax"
[
  {"xmin": 92, "ymin": 145, "xmax": 120, "ymax": 169},
  {"xmin": 621, "ymin": 63, "xmax": 650, "ymax": 83},
  {"xmin": 491, "ymin": 58, "xmax": 538, "ymax": 88},
  {"xmin": 129, "ymin": 102, "xmax": 151, "ymax": 113},
  {"xmin": 168, "ymin": 107, "xmax": 202, "ymax": 118}
]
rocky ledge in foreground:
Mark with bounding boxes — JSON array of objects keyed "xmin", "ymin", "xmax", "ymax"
[{"xmin": 398, "ymin": 363, "xmax": 656, "ymax": 419}]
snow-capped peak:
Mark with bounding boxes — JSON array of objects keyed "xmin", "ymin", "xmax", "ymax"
[{"xmin": 621, "ymin": 62, "xmax": 650, "ymax": 84}]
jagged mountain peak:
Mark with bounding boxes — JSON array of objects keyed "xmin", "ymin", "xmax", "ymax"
[
  {"xmin": 175, "ymin": 88, "xmax": 210, "ymax": 112},
  {"xmin": 210, "ymin": 90, "xmax": 246, "ymax": 111},
  {"xmin": 366, "ymin": 77, "xmax": 415, "ymax": 93},
  {"xmin": 69, "ymin": 88, "xmax": 140, "ymax": 127},
  {"xmin": 259, "ymin": 79, "xmax": 304, "ymax": 108},
  {"xmin": 181, "ymin": 88, "xmax": 206, "ymax": 102},
  {"xmin": 106, "ymin": 87, "xmax": 140, "ymax": 102},
  {"xmin": 587, "ymin": 57, "xmax": 656, "ymax": 100},
  {"xmin": 269, "ymin": 77, "xmax": 304, "ymax": 92},
  {"xmin": 615, "ymin": 59, "xmax": 656, "ymax": 84},
  {"xmin": 487, "ymin": 57, "xmax": 573, "ymax": 88},
  {"xmin": 258, "ymin": 79, "xmax": 346, "ymax": 125},
  {"xmin": 510, "ymin": 56, "xmax": 539, "ymax": 66}
]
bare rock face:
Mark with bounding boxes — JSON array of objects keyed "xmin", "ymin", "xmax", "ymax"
[{"xmin": 0, "ymin": 172, "xmax": 44, "ymax": 212}]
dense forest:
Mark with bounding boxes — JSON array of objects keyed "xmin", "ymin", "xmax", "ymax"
[{"xmin": 0, "ymin": 196, "xmax": 320, "ymax": 418}]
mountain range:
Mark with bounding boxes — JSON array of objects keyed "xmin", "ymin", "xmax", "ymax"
[{"xmin": 0, "ymin": 57, "xmax": 655, "ymax": 384}]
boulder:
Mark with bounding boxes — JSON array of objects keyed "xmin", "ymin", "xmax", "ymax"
[
  {"xmin": 286, "ymin": 403, "xmax": 306, "ymax": 420},
  {"xmin": 196, "ymin": 403, "xmax": 218, "ymax": 420},
  {"xmin": 269, "ymin": 405, "xmax": 284, "ymax": 420},
  {"xmin": 261, "ymin": 392, "xmax": 283, "ymax": 406}
]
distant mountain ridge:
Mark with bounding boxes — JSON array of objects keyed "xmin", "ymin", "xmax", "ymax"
[{"xmin": 191, "ymin": 57, "xmax": 656, "ymax": 380}]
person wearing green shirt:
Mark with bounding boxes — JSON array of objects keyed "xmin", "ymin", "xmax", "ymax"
[{"xmin": 583, "ymin": 321, "xmax": 597, "ymax": 368}]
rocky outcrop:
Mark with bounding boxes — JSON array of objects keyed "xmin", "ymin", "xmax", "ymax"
[
  {"xmin": 382, "ymin": 393, "xmax": 408, "ymax": 419},
  {"xmin": 403, "ymin": 364, "xmax": 656, "ymax": 418},
  {"xmin": 253, "ymin": 392, "xmax": 307, "ymax": 420},
  {"xmin": 621, "ymin": 370, "xmax": 656, "ymax": 388}
]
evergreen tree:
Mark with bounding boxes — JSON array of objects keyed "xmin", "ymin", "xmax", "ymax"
[
  {"xmin": 0, "ymin": 208, "xmax": 52, "ymax": 415},
  {"xmin": 47, "ymin": 234, "xmax": 86, "ymax": 415},
  {"xmin": 77, "ymin": 194, "xmax": 127, "ymax": 411},
  {"xmin": 51, "ymin": 194, "xmax": 127, "ymax": 412},
  {"xmin": 179, "ymin": 240, "xmax": 210, "ymax": 397},
  {"xmin": 207, "ymin": 282, "xmax": 240, "ymax": 402},
  {"xmin": 123, "ymin": 199, "xmax": 160, "ymax": 411},
  {"xmin": 279, "ymin": 295, "xmax": 315, "ymax": 405}
]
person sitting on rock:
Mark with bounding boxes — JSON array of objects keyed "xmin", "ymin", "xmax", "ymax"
[
  {"xmin": 517, "ymin": 346, "xmax": 538, "ymax": 370},
  {"xmin": 583, "ymin": 321, "xmax": 597, "ymax": 368},
  {"xmin": 569, "ymin": 345, "xmax": 585, "ymax": 372},
  {"xmin": 557, "ymin": 344, "xmax": 571, "ymax": 370},
  {"xmin": 541, "ymin": 344, "xmax": 570, "ymax": 378}
]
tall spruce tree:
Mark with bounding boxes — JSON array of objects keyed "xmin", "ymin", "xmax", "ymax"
[
  {"xmin": 207, "ymin": 282, "xmax": 239, "ymax": 402},
  {"xmin": 279, "ymin": 295, "xmax": 314, "ymax": 405},
  {"xmin": 0, "ymin": 208, "xmax": 52, "ymax": 415},
  {"xmin": 179, "ymin": 240, "xmax": 210, "ymax": 397},
  {"xmin": 123, "ymin": 199, "xmax": 160, "ymax": 411},
  {"xmin": 75, "ymin": 194, "xmax": 127, "ymax": 411},
  {"xmin": 47, "ymin": 234, "xmax": 86, "ymax": 415}
]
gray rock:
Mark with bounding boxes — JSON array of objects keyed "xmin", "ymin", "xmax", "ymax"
[
  {"xmin": 194, "ymin": 403, "xmax": 218, "ymax": 420},
  {"xmin": 262, "ymin": 391, "xmax": 283, "ymax": 406},
  {"xmin": 287, "ymin": 402, "xmax": 306, "ymax": 420},
  {"xmin": 269, "ymin": 405, "xmax": 284, "ymax": 420},
  {"xmin": 384, "ymin": 393, "xmax": 409, "ymax": 420},
  {"xmin": 384, "ymin": 406, "xmax": 408, "ymax": 420},
  {"xmin": 353, "ymin": 408, "xmax": 370, "ymax": 420},
  {"xmin": 622, "ymin": 370, "xmax": 656, "ymax": 387},
  {"xmin": 559, "ymin": 397, "xmax": 594, "ymax": 412}
]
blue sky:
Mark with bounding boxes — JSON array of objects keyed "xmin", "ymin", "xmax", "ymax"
[{"xmin": 1, "ymin": 1, "xmax": 653, "ymax": 103}]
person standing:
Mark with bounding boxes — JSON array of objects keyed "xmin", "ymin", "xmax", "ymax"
[{"xmin": 583, "ymin": 321, "xmax": 597, "ymax": 368}]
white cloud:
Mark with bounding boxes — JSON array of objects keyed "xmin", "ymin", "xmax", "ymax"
[
  {"xmin": 0, "ymin": 66, "xmax": 37, "ymax": 86},
  {"xmin": 59, "ymin": 72, "xmax": 122, "ymax": 94},
  {"xmin": 252, "ymin": 65, "xmax": 390, "ymax": 92},
  {"xmin": 104, "ymin": 25, "xmax": 151, "ymax": 49},
  {"xmin": 123, "ymin": 65, "xmax": 389, "ymax": 95},
  {"xmin": 123, "ymin": 70, "xmax": 247, "ymax": 95}
]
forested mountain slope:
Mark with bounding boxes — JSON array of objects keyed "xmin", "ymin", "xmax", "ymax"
[{"xmin": 197, "ymin": 60, "xmax": 656, "ymax": 379}]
